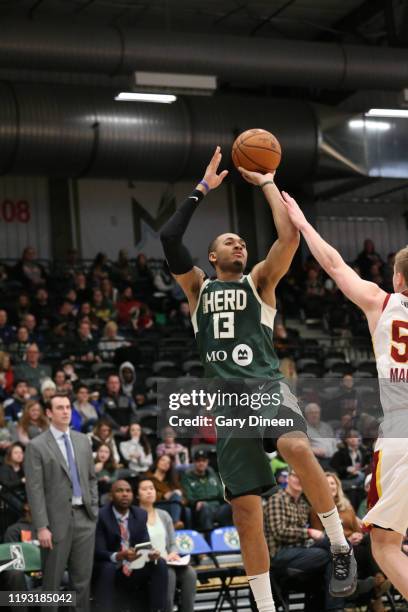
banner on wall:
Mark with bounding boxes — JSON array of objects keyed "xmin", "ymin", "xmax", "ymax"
[
  {"xmin": 0, "ymin": 177, "xmax": 50, "ymax": 259},
  {"xmin": 76, "ymin": 179, "xmax": 233, "ymax": 270}
]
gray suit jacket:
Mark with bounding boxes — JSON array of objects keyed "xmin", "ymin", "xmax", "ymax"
[{"xmin": 24, "ymin": 429, "xmax": 98, "ymax": 542}]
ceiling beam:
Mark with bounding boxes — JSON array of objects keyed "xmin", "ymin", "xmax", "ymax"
[{"xmin": 319, "ymin": 0, "xmax": 384, "ymax": 42}]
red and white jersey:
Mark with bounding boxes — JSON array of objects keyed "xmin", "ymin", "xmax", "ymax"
[{"xmin": 372, "ymin": 290, "xmax": 408, "ymax": 432}]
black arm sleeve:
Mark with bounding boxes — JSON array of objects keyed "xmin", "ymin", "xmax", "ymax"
[{"xmin": 159, "ymin": 189, "xmax": 205, "ymax": 275}]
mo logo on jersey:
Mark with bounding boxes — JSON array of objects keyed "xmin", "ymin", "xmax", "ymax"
[{"xmin": 206, "ymin": 343, "xmax": 253, "ymax": 366}]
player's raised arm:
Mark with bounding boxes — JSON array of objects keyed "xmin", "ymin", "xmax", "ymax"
[
  {"xmin": 238, "ymin": 167, "xmax": 300, "ymax": 291},
  {"xmin": 160, "ymin": 146, "xmax": 228, "ymax": 311},
  {"xmin": 281, "ymin": 191, "xmax": 386, "ymax": 320}
]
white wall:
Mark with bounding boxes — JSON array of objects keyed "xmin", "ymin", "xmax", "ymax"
[
  {"xmin": 0, "ymin": 176, "xmax": 50, "ymax": 259},
  {"xmin": 316, "ymin": 200, "xmax": 408, "ymax": 261},
  {"xmin": 75, "ymin": 179, "xmax": 233, "ymax": 272}
]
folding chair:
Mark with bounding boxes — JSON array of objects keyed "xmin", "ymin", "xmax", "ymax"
[{"xmin": 209, "ymin": 527, "xmax": 248, "ymax": 611}]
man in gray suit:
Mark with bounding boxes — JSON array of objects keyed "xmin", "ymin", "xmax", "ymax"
[{"xmin": 24, "ymin": 392, "xmax": 98, "ymax": 612}]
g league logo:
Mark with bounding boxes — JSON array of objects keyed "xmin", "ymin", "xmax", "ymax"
[{"xmin": 232, "ymin": 344, "xmax": 253, "ymax": 367}]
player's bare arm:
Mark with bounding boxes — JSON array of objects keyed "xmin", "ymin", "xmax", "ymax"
[
  {"xmin": 282, "ymin": 191, "xmax": 386, "ymax": 333},
  {"xmin": 160, "ymin": 146, "xmax": 228, "ymax": 313},
  {"xmin": 238, "ymin": 167, "xmax": 300, "ymax": 307}
]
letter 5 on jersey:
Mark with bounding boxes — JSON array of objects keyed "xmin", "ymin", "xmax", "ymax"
[{"xmin": 193, "ymin": 276, "xmax": 283, "ymax": 380}]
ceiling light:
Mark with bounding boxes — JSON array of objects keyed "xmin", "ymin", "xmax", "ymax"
[
  {"xmin": 366, "ymin": 108, "xmax": 408, "ymax": 118},
  {"xmin": 134, "ymin": 71, "xmax": 217, "ymax": 95},
  {"xmin": 114, "ymin": 92, "xmax": 177, "ymax": 104},
  {"xmin": 349, "ymin": 119, "xmax": 391, "ymax": 131}
]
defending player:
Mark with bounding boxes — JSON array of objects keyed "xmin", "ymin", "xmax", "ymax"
[
  {"xmin": 282, "ymin": 190, "xmax": 408, "ymax": 600},
  {"xmin": 160, "ymin": 147, "xmax": 357, "ymax": 612}
]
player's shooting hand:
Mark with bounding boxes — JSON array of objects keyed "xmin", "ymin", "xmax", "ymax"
[
  {"xmin": 281, "ymin": 191, "xmax": 308, "ymax": 231},
  {"xmin": 201, "ymin": 146, "xmax": 229, "ymax": 191},
  {"xmin": 38, "ymin": 527, "xmax": 53, "ymax": 549},
  {"xmin": 237, "ymin": 167, "xmax": 275, "ymax": 186}
]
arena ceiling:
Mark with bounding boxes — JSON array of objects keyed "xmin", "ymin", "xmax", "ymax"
[
  {"xmin": 0, "ymin": 0, "xmax": 404, "ymax": 45},
  {"xmin": 1, "ymin": 0, "xmax": 408, "ymax": 196}
]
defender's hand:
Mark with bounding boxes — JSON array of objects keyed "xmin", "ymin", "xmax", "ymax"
[
  {"xmin": 200, "ymin": 146, "xmax": 229, "ymax": 191},
  {"xmin": 281, "ymin": 191, "xmax": 308, "ymax": 231},
  {"xmin": 238, "ymin": 167, "xmax": 275, "ymax": 186}
]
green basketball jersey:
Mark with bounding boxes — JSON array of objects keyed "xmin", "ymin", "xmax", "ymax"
[{"xmin": 192, "ymin": 274, "xmax": 283, "ymax": 380}]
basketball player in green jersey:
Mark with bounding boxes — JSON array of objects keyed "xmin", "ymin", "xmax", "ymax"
[{"xmin": 160, "ymin": 147, "xmax": 357, "ymax": 611}]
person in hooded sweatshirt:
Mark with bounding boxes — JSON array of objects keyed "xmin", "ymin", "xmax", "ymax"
[{"xmin": 118, "ymin": 361, "xmax": 144, "ymax": 400}]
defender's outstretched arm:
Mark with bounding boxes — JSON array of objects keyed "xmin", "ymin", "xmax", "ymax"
[{"xmin": 281, "ymin": 191, "xmax": 386, "ymax": 317}]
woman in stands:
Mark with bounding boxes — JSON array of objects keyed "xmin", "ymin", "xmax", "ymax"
[
  {"xmin": 17, "ymin": 399, "xmax": 49, "ymax": 445},
  {"xmin": 0, "ymin": 442, "xmax": 26, "ymax": 517},
  {"xmin": 94, "ymin": 443, "xmax": 120, "ymax": 504},
  {"xmin": 146, "ymin": 454, "xmax": 191, "ymax": 529},
  {"xmin": 311, "ymin": 473, "xmax": 389, "ymax": 612},
  {"xmin": 88, "ymin": 419, "xmax": 120, "ymax": 464},
  {"xmin": 0, "ymin": 405, "xmax": 14, "ymax": 456},
  {"xmin": 119, "ymin": 421, "xmax": 152, "ymax": 475},
  {"xmin": 138, "ymin": 477, "xmax": 197, "ymax": 612}
]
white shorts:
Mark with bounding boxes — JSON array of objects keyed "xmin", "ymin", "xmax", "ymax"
[{"xmin": 364, "ymin": 437, "xmax": 408, "ymax": 535}]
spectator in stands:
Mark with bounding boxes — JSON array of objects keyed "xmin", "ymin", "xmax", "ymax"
[
  {"xmin": 17, "ymin": 400, "xmax": 49, "ymax": 445},
  {"xmin": 58, "ymin": 247, "xmax": 84, "ymax": 285},
  {"xmin": 168, "ymin": 301, "xmax": 193, "ymax": 332},
  {"xmin": 0, "ymin": 442, "xmax": 26, "ymax": 516},
  {"xmin": 311, "ymin": 473, "xmax": 389, "ymax": 611},
  {"xmin": 71, "ymin": 384, "xmax": 100, "ymax": 432},
  {"xmin": 88, "ymin": 420, "xmax": 120, "ymax": 465},
  {"xmin": 52, "ymin": 298, "xmax": 77, "ymax": 335},
  {"xmin": 32, "ymin": 287, "xmax": 53, "ymax": 330},
  {"xmin": 40, "ymin": 378, "xmax": 56, "ymax": 408},
  {"xmin": 302, "ymin": 267, "xmax": 326, "ymax": 318},
  {"xmin": 156, "ymin": 427, "xmax": 190, "ymax": 469},
  {"xmin": 119, "ymin": 422, "xmax": 152, "ymax": 475},
  {"xmin": 14, "ymin": 343, "xmax": 51, "ymax": 392},
  {"xmin": 74, "ymin": 271, "xmax": 90, "ymax": 304},
  {"xmin": 100, "ymin": 374, "xmax": 136, "ymax": 432},
  {"xmin": 146, "ymin": 454, "xmax": 188, "ymax": 529},
  {"xmin": 279, "ymin": 357, "xmax": 298, "ymax": 394},
  {"xmin": 355, "ymin": 239, "xmax": 383, "ymax": 281},
  {"xmin": 135, "ymin": 252, "xmax": 152, "ymax": 284},
  {"xmin": 337, "ymin": 374, "xmax": 359, "ymax": 417},
  {"xmin": 138, "ymin": 477, "xmax": 197, "ymax": 612},
  {"xmin": 382, "ymin": 252, "xmax": 395, "ymax": 292},
  {"xmin": 69, "ymin": 319, "xmax": 101, "ymax": 364},
  {"xmin": 181, "ymin": 450, "xmax": 232, "ymax": 532},
  {"xmin": 8, "ymin": 325, "xmax": 30, "ymax": 363},
  {"xmin": 112, "ymin": 249, "xmax": 135, "ymax": 287},
  {"xmin": 264, "ymin": 468, "xmax": 344, "ymax": 612},
  {"xmin": 304, "ymin": 402, "xmax": 337, "ymax": 469},
  {"xmin": 0, "ymin": 405, "xmax": 14, "ymax": 454},
  {"xmin": 131, "ymin": 303, "xmax": 154, "ymax": 332},
  {"xmin": 13, "ymin": 246, "xmax": 47, "ymax": 291},
  {"xmin": 0, "ymin": 351, "xmax": 14, "ymax": 398},
  {"xmin": 91, "ymin": 288, "xmax": 115, "ymax": 328},
  {"xmin": 98, "ymin": 321, "xmax": 129, "ymax": 362},
  {"xmin": 10, "ymin": 294, "xmax": 31, "ymax": 327},
  {"xmin": 22, "ymin": 313, "xmax": 44, "ymax": 349},
  {"xmin": 53, "ymin": 369, "xmax": 69, "ymax": 393},
  {"xmin": 334, "ymin": 410, "xmax": 354, "ymax": 442},
  {"xmin": 4, "ymin": 380, "xmax": 30, "ymax": 421},
  {"xmin": 94, "ymin": 479, "xmax": 167, "ymax": 612},
  {"xmin": 94, "ymin": 443, "xmax": 121, "ymax": 503},
  {"xmin": 118, "ymin": 361, "xmax": 143, "ymax": 400},
  {"xmin": 89, "ymin": 252, "xmax": 111, "ymax": 286},
  {"xmin": 101, "ymin": 277, "xmax": 119, "ymax": 305},
  {"xmin": 116, "ymin": 286, "xmax": 142, "ymax": 328},
  {"xmin": 273, "ymin": 319, "xmax": 299, "ymax": 359},
  {"xmin": 330, "ymin": 430, "xmax": 371, "ymax": 487},
  {"xmin": 0, "ymin": 309, "xmax": 15, "ymax": 345}
]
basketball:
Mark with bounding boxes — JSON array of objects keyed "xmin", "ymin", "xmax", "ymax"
[{"xmin": 232, "ymin": 128, "xmax": 281, "ymax": 173}]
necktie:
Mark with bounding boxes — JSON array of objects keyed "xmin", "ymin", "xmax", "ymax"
[
  {"xmin": 119, "ymin": 518, "xmax": 132, "ymax": 576},
  {"xmin": 62, "ymin": 433, "xmax": 83, "ymax": 498}
]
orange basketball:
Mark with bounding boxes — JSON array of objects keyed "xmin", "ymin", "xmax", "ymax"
[{"xmin": 232, "ymin": 128, "xmax": 281, "ymax": 173}]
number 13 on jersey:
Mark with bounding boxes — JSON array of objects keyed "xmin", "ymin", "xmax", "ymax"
[{"xmin": 213, "ymin": 312, "xmax": 235, "ymax": 339}]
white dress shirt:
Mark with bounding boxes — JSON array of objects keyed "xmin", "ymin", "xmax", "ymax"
[{"xmin": 50, "ymin": 424, "xmax": 83, "ymax": 505}]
